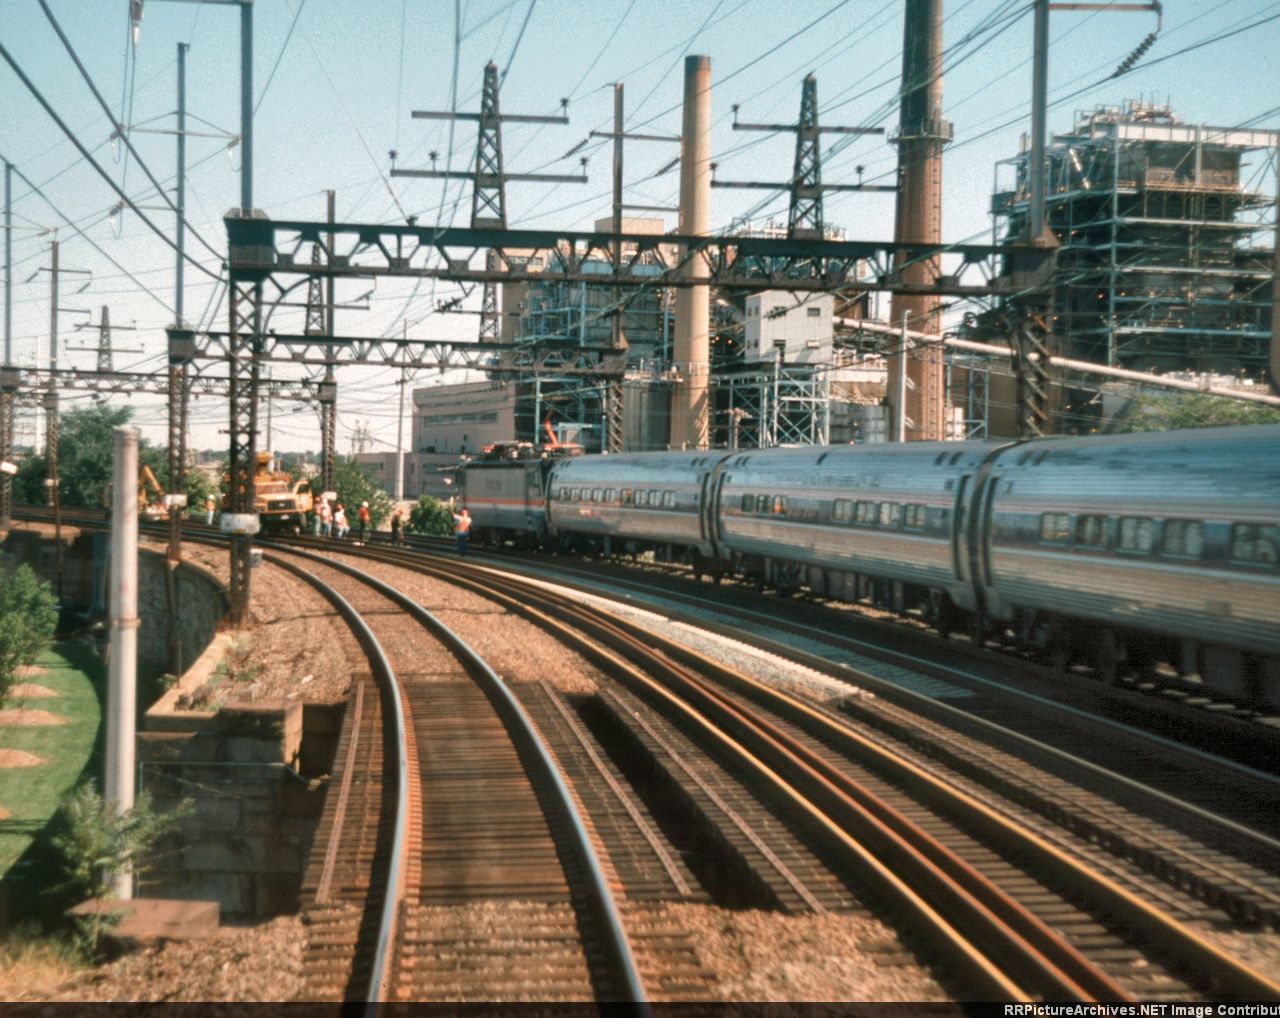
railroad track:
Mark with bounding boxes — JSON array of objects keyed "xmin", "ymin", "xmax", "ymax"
[
  {"xmin": 256, "ymin": 545, "xmax": 647, "ymax": 1004},
  {"xmin": 12, "ymin": 509, "xmax": 1280, "ymax": 1000},
  {"xmin": 299, "ymin": 536, "xmax": 1280, "ymax": 1001}
]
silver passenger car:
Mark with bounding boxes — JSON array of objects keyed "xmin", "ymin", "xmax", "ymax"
[
  {"xmin": 976, "ymin": 426, "xmax": 1280, "ymax": 691},
  {"xmin": 546, "ymin": 452, "xmax": 720, "ymax": 555},
  {"xmin": 712, "ymin": 441, "xmax": 1004, "ymax": 606}
]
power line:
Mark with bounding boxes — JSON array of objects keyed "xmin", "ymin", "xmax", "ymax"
[
  {"xmin": 0, "ymin": 41, "xmax": 223, "ymax": 281},
  {"xmin": 37, "ymin": 0, "xmax": 226, "ymax": 264}
]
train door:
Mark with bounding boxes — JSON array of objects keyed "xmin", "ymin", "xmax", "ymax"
[{"xmin": 701, "ymin": 454, "xmax": 733, "ymax": 557}]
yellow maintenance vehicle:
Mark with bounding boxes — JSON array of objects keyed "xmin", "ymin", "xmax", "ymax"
[
  {"xmin": 138, "ymin": 465, "xmax": 169, "ymax": 520},
  {"xmin": 224, "ymin": 452, "xmax": 313, "ymax": 533}
]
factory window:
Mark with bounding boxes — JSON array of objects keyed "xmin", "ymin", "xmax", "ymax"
[
  {"xmin": 903, "ymin": 504, "xmax": 928, "ymax": 530},
  {"xmin": 773, "ymin": 496, "xmax": 787, "ymax": 516},
  {"xmin": 879, "ymin": 502, "xmax": 902, "ymax": 527},
  {"xmin": 663, "ymin": 490, "xmax": 676, "ymax": 508},
  {"xmin": 832, "ymin": 499, "xmax": 852, "ymax": 523},
  {"xmin": 1229, "ymin": 523, "xmax": 1278, "ymax": 566},
  {"xmin": 741, "ymin": 494, "xmax": 754, "ymax": 514},
  {"xmin": 1075, "ymin": 514, "xmax": 1108, "ymax": 547},
  {"xmin": 621, "ymin": 489, "xmax": 633, "ymax": 506},
  {"xmin": 1039, "ymin": 513, "xmax": 1072, "ymax": 544},
  {"xmin": 757, "ymin": 494, "xmax": 771, "ymax": 514},
  {"xmin": 1162, "ymin": 519, "xmax": 1204, "ymax": 559},
  {"xmin": 1117, "ymin": 516, "xmax": 1155, "ymax": 553},
  {"xmin": 854, "ymin": 501, "xmax": 877, "ymax": 525}
]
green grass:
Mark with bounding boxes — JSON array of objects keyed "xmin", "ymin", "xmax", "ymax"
[{"xmin": 0, "ymin": 643, "xmax": 103, "ymax": 898}]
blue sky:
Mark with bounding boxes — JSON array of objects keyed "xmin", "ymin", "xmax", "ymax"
[{"xmin": 2, "ymin": 0, "xmax": 1277, "ymax": 453}]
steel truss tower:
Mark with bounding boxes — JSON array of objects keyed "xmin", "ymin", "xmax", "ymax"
[{"xmin": 713, "ymin": 366, "xmax": 830, "ymax": 449}]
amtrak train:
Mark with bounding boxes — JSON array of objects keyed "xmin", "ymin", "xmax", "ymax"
[{"xmin": 459, "ymin": 426, "xmax": 1280, "ymax": 711}]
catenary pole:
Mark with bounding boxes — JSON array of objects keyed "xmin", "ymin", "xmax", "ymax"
[{"xmin": 106, "ymin": 426, "xmax": 139, "ymax": 900}]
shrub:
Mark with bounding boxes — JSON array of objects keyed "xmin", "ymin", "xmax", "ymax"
[
  {"xmin": 0, "ymin": 564, "xmax": 59, "ymax": 704},
  {"xmin": 408, "ymin": 494, "xmax": 454, "ymax": 536}
]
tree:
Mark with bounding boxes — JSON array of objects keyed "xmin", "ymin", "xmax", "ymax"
[
  {"xmin": 13, "ymin": 403, "xmax": 213, "ymax": 515},
  {"xmin": 0, "ymin": 563, "xmax": 60, "ymax": 703},
  {"xmin": 1119, "ymin": 393, "xmax": 1280, "ymax": 432},
  {"xmin": 408, "ymin": 494, "xmax": 454, "ymax": 536},
  {"xmin": 332, "ymin": 457, "xmax": 392, "ymax": 528}
]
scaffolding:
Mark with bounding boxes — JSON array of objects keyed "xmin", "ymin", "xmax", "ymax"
[
  {"xmin": 993, "ymin": 102, "xmax": 1277, "ymax": 378},
  {"xmin": 712, "ymin": 363, "xmax": 831, "ymax": 448}
]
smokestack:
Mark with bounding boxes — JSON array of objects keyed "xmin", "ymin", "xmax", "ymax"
[
  {"xmin": 671, "ymin": 55, "xmax": 712, "ymax": 449},
  {"xmin": 888, "ymin": 0, "xmax": 950, "ymax": 441}
]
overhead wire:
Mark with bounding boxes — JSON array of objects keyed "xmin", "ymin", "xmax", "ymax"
[
  {"xmin": 37, "ymin": 0, "xmax": 226, "ymax": 263},
  {"xmin": 254, "ymin": 0, "xmax": 308, "ymax": 114},
  {"xmin": 0, "ymin": 41, "xmax": 223, "ymax": 281}
]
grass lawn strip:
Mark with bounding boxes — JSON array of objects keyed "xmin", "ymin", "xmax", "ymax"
[{"xmin": 0, "ymin": 645, "xmax": 102, "ymax": 878}]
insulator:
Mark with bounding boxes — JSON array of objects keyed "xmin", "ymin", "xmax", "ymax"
[
  {"xmin": 563, "ymin": 138, "xmax": 588, "ymax": 159},
  {"xmin": 1112, "ymin": 32, "xmax": 1158, "ymax": 78},
  {"xmin": 655, "ymin": 156, "xmax": 681, "ymax": 177}
]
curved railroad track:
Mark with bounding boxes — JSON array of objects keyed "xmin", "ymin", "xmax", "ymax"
[
  {"xmin": 10, "ymin": 508, "xmax": 1280, "ymax": 1001},
  {"xmin": 292, "ymin": 535, "xmax": 1280, "ymax": 1001}
]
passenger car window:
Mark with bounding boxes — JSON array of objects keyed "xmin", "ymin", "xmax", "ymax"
[
  {"xmin": 741, "ymin": 494, "xmax": 753, "ymax": 514},
  {"xmin": 1039, "ymin": 513, "xmax": 1071, "ymax": 543},
  {"xmin": 621, "ymin": 489, "xmax": 633, "ymax": 506},
  {"xmin": 1162, "ymin": 519, "xmax": 1204, "ymax": 558},
  {"xmin": 756, "ymin": 494, "xmax": 770, "ymax": 514},
  {"xmin": 903, "ymin": 504, "xmax": 927, "ymax": 529},
  {"xmin": 773, "ymin": 496, "xmax": 787, "ymax": 516},
  {"xmin": 855, "ymin": 501, "xmax": 876, "ymax": 525},
  {"xmin": 1230, "ymin": 523, "xmax": 1278, "ymax": 565},
  {"xmin": 663, "ymin": 490, "xmax": 675, "ymax": 509},
  {"xmin": 1117, "ymin": 516, "xmax": 1154, "ymax": 553},
  {"xmin": 878, "ymin": 502, "xmax": 902, "ymax": 527},
  {"xmin": 1075, "ymin": 514, "xmax": 1107, "ymax": 547},
  {"xmin": 832, "ymin": 499, "xmax": 852, "ymax": 523}
]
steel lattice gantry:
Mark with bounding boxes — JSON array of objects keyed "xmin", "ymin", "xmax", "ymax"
[{"xmin": 221, "ymin": 211, "xmax": 1044, "ymax": 622}]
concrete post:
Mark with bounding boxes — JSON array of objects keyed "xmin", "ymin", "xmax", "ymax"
[
  {"xmin": 106, "ymin": 425, "xmax": 139, "ymax": 900},
  {"xmin": 671, "ymin": 55, "xmax": 711, "ymax": 449}
]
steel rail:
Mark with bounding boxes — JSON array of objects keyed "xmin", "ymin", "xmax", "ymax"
[
  {"xmin": 331, "ymin": 539, "xmax": 1280, "ymax": 1001},
  {"xmin": 261, "ymin": 552, "xmax": 411, "ymax": 1005},
  {"xmin": 329, "ymin": 542, "xmax": 1044, "ymax": 999},
  {"xmin": 260, "ymin": 540, "xmax": 649, "ymax": 1007}
]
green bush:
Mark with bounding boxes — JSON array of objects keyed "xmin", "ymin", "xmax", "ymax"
[
  {"xmin": 0, "ymin": 564, "xmax": 59, "ymax": 704},
  {"xmin": 52, "ymin": 784, "xmax": 190, "ymax": 904},
  {"xmin": 408, "ymin": 494, "xmax": 454, "ymax": 536}
]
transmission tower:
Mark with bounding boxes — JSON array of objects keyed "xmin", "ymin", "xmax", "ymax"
[
  {"xmin": 716, "ymin": 74, "xmax": 889, "ymax": 240},
  {"xmin": 393, "ymin": 61, "xmax": 585, "ymax": 342}
]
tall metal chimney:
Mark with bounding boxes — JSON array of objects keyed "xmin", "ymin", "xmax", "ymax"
[
  {"xmin": 888, "ymin": 0, "xmax": 951, "ymax": 441},
  {"xmin": 671, "ymin": 55, "xmax": 712, "ymax": 449}
]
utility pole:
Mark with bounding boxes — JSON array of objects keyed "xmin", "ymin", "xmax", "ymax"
[
  {"xmin": 888, "ymin": 0, "xmax": 952, "ymax": 442},
  {"xmin": 588, "ymin": 83, "xmax": 680, "ymax": 453},
  {"xmin": 39, "ymin": 239, "xmax": 89, "ymax": 595},
  {"xmin": 106, "ymin": 425, "xmax": 139, "ymax": 900},
  {"xmin": 395, "ymin": 363, "xmax": 407, "ymax": 502},
  {"xmin": 1, "ymin": 161, "xmax": 15, "ymax": 529},
  {"xmin": 304, "ymin": 191, "xmax": 338, "ymax": 499},
  {"xmin": 671, "ymin": 55, "xmax": 712, "ymax": 450},
  {"xmin": 1010, "ymin": 0, "xmax": 1160, "ymax": 437}
]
